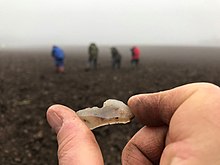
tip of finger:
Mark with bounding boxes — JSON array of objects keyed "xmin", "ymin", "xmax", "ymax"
[
  {"xmin": 48, "ymin": 104, "xmax": 73, "ymax": 112},
  {"xmin": 128, "ymin": 95, "xmax": 138, "ymax": 106},
  {"xmin": 47, "ymin": 104, "xmax": 63, "ymax": 117},
  {"xmin": 47, "ymin": 104, "xmax": 77, "ymax": 119},
  {"xmin": 128, "ymin": 94, "xmax": 145, "ymax": 107},
  {"xmin": 48, "ymin": 104, "xmax": 61, "ymax": 111}
]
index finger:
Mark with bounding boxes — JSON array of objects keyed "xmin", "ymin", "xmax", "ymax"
[{"xmin": 128, "ymin": 83, "xmax": 219, "ymax": 126}]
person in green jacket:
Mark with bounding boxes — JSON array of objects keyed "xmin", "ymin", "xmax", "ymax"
[{"xmin": 88, "ymin": 43, "xmax": 99, "ymax": 69}]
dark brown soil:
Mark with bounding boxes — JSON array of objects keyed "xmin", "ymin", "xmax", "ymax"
[{"xmin": 0, "ymin": 46, "xmax": 220, "ymax": 165}]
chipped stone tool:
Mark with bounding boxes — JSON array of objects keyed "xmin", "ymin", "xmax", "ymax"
[{"xmin": 76, "ymin": 99, "xmax": 134, "ymax": 130}]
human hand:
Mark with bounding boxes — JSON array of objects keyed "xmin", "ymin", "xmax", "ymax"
[
  {"xmin": 122, "ymin": 82, "xmax": 220, "ymax": 165},
  {"xmin": 46, "ymin": 105, "xmax": 104, "ymax": 165},
  {"xmin": 46, "ymin": 82, "xmax": 220, "ymax": 165}
]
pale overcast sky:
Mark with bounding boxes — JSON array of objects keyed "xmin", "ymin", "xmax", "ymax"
[{"xmin": 0, "ymin": 0, "xmax": 220, "ymax": 48}]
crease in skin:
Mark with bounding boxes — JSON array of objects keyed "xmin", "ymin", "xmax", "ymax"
[{"xmin": 76, "ymin": 99, "xmax": 134, "ymax": 130}]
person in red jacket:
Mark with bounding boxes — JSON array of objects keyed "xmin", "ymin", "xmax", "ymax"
[{"xmin": 130, "ymin": 46, "xmax": 140, "ymax": 67}]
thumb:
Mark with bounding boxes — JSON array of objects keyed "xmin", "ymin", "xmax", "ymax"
[{"xmin": 46, "ymin": 105, "xmax": 104, "ymax": 165}]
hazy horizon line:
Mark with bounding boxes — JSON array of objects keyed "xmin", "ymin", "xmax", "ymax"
[{"xmin": 1, "ymin": 44, "xmax": 220, "ymax": 51}]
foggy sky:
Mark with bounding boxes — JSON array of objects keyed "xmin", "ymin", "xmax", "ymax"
[{"xmin": 1, "ymin": 0, "xmax": 220, "ymax": 48}]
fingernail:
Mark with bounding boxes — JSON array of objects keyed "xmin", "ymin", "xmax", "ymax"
[
  {"xmin": 47, "ymin": 111, "xmax": 63, "ymax": 134},
  {"xmin": 170, "ymin": 157, "xmax": 182, "ymax": 165}
]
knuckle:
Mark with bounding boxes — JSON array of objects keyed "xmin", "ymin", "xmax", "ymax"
[
  {"xmin": 122, "ymin": 142, "xmax": 136, "ymax": 164},
  {"xmin": 122, "ymin": 142, "xmax": 147, "ymax": 165}
]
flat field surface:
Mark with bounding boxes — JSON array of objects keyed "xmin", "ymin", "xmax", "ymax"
[{"xmin": 0, "ymin": 46, "xmax": 220, "ymax": 165}]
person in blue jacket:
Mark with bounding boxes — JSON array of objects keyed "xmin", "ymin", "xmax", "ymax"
[{"xmin": 51, "ymin": 46, "xmax": 65, "ymax": 73}]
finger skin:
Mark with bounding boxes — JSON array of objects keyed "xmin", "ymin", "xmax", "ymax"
[
  {"xmin": 122, "ymin": 126, "xmax": 167, "ymax": 165},
  {"xmin": 47, "ymin": 105, "xmax": 104, "ymax": 165},
  {"xmin": 128, "ymin": 83, "xmax": 201, "ymax": 126},
  {"xmin": 127, "ymin": 83, "xmax": 220, "ymax": 165}
]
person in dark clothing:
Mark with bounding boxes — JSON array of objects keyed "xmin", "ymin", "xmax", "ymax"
[
  {"xmin": 111, "ymin": 47, "xmax": 121, "ymax": 69},
  {"xmin": 51, "ymin": 46, "xmax": 65, "ymax": 73}
]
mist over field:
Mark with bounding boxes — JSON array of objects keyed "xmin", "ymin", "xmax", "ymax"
[
  {"xmin": 1, "ymin": 0, "xmax": 220, "ymax": 164},
  {"xmin": 1, "ymin": 44, "xmax": 220, "ymax": 164},
  {"xmin": 1, "ymin": 45, "xmax": 220, "ymax": 63}
]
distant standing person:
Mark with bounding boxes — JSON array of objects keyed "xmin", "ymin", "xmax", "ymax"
[
  {"xmin": 111, "ymin": 47, "xmax": 121, "ymax": 69},
  {"xmin": 88, "ymin": 43, "xmax": 99, "ymax": 69},
  {"xmin": 130, "ymin": 46, "xmax": 140, "ymax": 67},
  {"xmin": 51, "ymin": 45, "xmax": 65, "ymax": 73}
]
